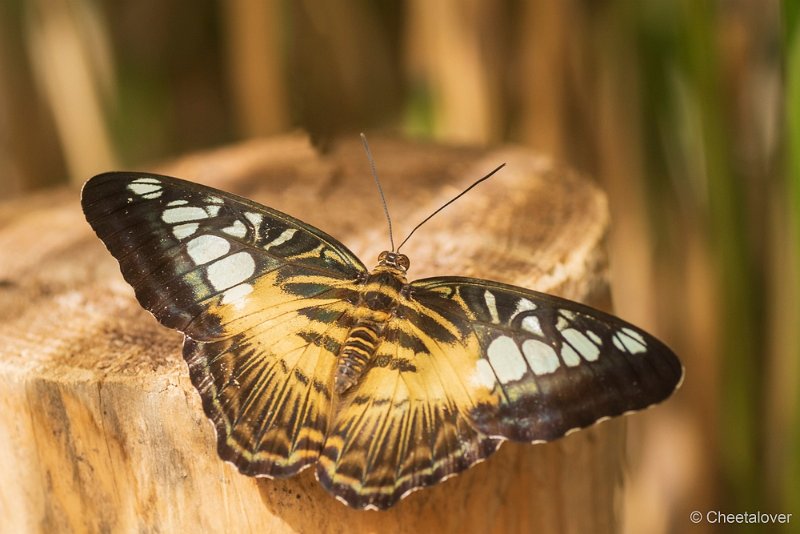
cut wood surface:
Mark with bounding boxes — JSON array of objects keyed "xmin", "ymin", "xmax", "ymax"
[{"xmin": 0, "ymin": 134, "xmax": 622, "ymax": 533}]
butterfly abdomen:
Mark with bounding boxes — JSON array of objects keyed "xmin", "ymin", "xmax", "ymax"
[
  {"xmin": 336, "ymin": 323, "xmax": 383, "ymax": 394},
  {"xmin": 335, "ymin": 265, "xmax": 408, "ymax": 394}
]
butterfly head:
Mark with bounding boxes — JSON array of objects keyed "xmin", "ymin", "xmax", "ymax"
[{"xmin": 377, "ymin": 251, "xmax": 410, "ymax": 273}]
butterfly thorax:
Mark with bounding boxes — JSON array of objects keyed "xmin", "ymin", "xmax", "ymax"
[{"xmin": 334, "ymin": 252, "xmax": 410, "ymax": 395}]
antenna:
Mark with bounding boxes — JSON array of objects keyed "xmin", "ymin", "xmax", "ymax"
[
  {"xmin": 361, "ymin": 133, "xmax": 395, "ymax": 251},
  {"xmin": 396, "ymin": 163, "xmax": 506, "ymax": 252}
]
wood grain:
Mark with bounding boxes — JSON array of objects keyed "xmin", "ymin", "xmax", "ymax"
[{"xmin": 0, "ymin": 134, "xmax": 622, "ymax": 533}]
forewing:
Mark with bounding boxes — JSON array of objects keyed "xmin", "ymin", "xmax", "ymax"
[
  {"xmin": 81, "ymin": 172, "xmax": 366, "ymax": 476},
  {"xmin": 316, "ymin": 302, "xmax": 500, "ymax": 510},
  {"xmin": 81, "ymin": 171, "xmax": 366, "ymax": 338},
  {"xmin": 410, "ymin": 276, "xmax": 684, "ymax": 443}
]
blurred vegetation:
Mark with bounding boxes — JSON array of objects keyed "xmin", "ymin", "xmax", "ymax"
[{"xmin": 0, "ymin": 1, "xmax": 795, "ymax": 532}]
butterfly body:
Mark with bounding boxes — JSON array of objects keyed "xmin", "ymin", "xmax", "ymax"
[
  {"xmin": 335, "ymin": 253, "xmax": 409, "ymax": 394},
  {"xmin": 81, "ymin": 171, "xmax": 683, "ymax": 510}
]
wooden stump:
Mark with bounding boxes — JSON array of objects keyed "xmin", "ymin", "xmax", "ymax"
[{"xmin": 0, "ymin": 134, "xmax": 623, "ymax": 533}]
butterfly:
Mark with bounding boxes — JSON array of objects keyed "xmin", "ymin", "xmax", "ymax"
[{"xmin": 81, "ymin": 167, "xmax": 683, "ymax": 511}]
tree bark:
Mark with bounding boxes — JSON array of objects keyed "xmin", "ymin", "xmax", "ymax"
[{"xmin": 0, "ymin": 134, "xmax": 622, "ymax": 533}]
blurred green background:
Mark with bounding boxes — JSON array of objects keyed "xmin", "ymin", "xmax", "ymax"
[{"xmin": 0, "ymin": 1, "xmax": 795, "ymax": 532}]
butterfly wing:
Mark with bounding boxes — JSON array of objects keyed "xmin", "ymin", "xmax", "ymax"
[
  {"xmin": 81, "ymin": 172, "xmax": 367, "ymax": 477},
  {"xmin": 316, "ymin": 275, "xmax": 682, "ymax": 509},
  {"xmin": 410, "ymin": 277, "xmax": 684, "ymax": 442}
]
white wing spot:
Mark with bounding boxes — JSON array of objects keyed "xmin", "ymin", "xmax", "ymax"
[
  {"xmin": 521, "ymin": 315, "xmax": 542, "ymax": 335},
  {"xmin": 167, "ymin": 199, "xmax": 188, "ymax": 207},
  {"xmin": 162, "ymin": 206, "xmax": 208, "ymax": 223},
  {"xmin": 142, "ymin": 190, "xmax": 162, "ymax": 199},
  {"xmin": 487, "ymin": 336, "xmax": 527, "ymax": 383},
  {"xmin": 128, "ymin": 183, "xmax": 161, "ymax": 196},
  {"xmin": 614, "ymin": 328, "xmax": 647, "ymax": 354},
  {"xmin": 131, "ymin": 177, "xmax": 160, "ymax": 184},
  {"xmin": 560, "ymin": 310, "xmax": 577, "ymax": 321},
  {"xmin": 222, "ymin": 220, "xmax": 247, "ymax": 238},
  {"xmin": 245, "ymin": 212, "xmax": 263, "ymax": 227},
  {"xmin": 521, "ymin": 340, "xmax": 560, "ymax": 375},
  {"xmin": 484, "ymin": 290, "xmax": 500, "ymax": 323},
  {"xmin": 207, "ymin": 251, "xmax": 256, "ymax": 291},
  {"xmin": 205, "ymin": 195, "xmax": 224, "ymax": 205},
  {"xmin": 172, "ymin": 222, "xmax": 199, "ymax": 240},
  {"xmin": 221, "ymin": 283, "xmax": 253, "ymax": 307},
  {"xmin": 622, "ymin": 327, "xmax": 646, "ymax": 345},
  {"xmin": 186, "ymin": 235, "xmax": 230, "ymax": 265},
  {"xmin": 265, "ymin": 228, "xmax": 297, "ymax": 249},
  {"xmin": 586, "ymin": 330, "xmax": 602, "ymax": 345},
  {"xmin": 562, "ymin": 328, "xmax": 600, "ymax": 361},
  {"xmin": 561, "ymin": 344, "xmax": 581, "ymax": 367},
  {"xmin": 512, "ymin": 298, "xmax": 537, "ymax": 318},
  {"xmin": 470, "ymin": 359, "xmax": 497, "ymax": 389}
]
